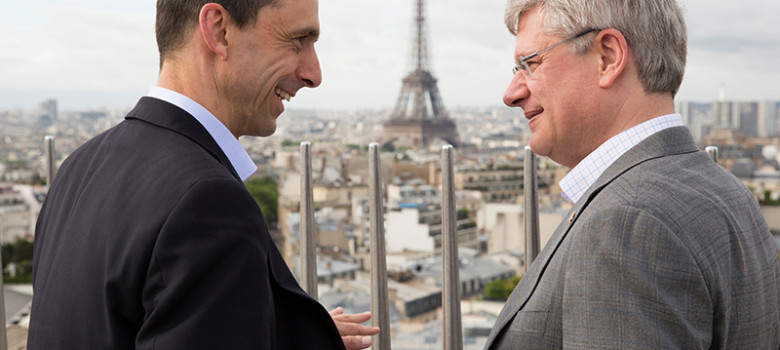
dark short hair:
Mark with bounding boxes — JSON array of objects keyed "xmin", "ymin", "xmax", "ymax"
[{"xmin": 156, "ymin": 0, "xmax": 281, "ymax": 66}]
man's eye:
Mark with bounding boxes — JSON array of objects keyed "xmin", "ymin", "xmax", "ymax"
[{"xmin": 290, "ymin": 37, "xmax": 305, "ymax": 51}]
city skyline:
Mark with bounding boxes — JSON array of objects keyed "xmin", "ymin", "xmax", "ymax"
[{"xmin": 2, "ymin": 0, "xmax": 779, "ymax": 111}]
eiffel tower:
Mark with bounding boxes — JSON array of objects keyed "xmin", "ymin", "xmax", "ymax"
[{"xmin": 381, "ymin": 0, "xmax": 460, "ymax": 149}]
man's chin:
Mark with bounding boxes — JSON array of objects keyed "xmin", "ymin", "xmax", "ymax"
[
  {"xmin": 527, "ymin": 139, "xmax": 549, "ymax": 158},
  {"xmin": 250, "ymin": 116, "xmax": 278, "ymax": 137},
  {"xmin": 242, "ymin": 123, "xmax": 277, "ymax": 138},
  {"xmin": 255, "ymin": 128, "xmax": 277, "ymax": 137}
]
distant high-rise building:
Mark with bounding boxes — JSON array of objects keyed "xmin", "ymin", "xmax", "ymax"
[
  {"xmin": 39, "ymin": 99, "xmax": 57, "ymax": 120},
  {"xmin": 37, "ymin": 99, "xmax": 58, "ymax": 129},
  {"xmin": 712, "ymin": 101, "xmax": 735, "ymax": 130},
  {"xmin": 675, "ymin": 100, "xmax": 713, "ymax": 142},
  {"xmin": 758, "ymin": 101, "xmax": 779, "ymax": 137},
  {"xmin": 675, "ymin": 100, "xmax": 692, "ymax": 126},
  {"xmin": 381, "ymin": 0, "xmax": 460, "ymax": 149},
  {"xmin": 707, "ymin": 99, "xmax": 780, "ymax": 137},
  {"xmin": 737, "ymin": 102, "xmax": 759, "ymax": 137}
]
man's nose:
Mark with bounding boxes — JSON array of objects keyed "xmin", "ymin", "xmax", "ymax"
[
  {"xmin": 503, "ymin": 73, "xmax": 530, "ymax": 107},
  {"xmin": 300, "ymin": 48, "xmax": 322, "ymax": 88}
]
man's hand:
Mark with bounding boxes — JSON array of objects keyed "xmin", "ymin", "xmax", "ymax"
[{"xmin": 329, "ymin": 307, "xmax": 381, "ymax": 350}]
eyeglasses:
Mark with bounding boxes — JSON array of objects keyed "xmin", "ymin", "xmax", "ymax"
[{"xmin": 512, "ymin": 29, "xmax": 598, "ymax": 79}]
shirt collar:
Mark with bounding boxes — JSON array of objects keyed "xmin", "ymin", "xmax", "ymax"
[
  {"xmin": 146, "ymin": 87, "xmax": 257, "ymax": 181},
  {"xmin": 559, "ymin": 114, "xmax": 684, "ymax": 204}
]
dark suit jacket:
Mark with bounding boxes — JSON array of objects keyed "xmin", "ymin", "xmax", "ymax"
[
  {"xmin": 28, "ymin": 97, "xmax": 346, "ymax": 349},
  {"xmin": 484, "ymin": 127, "xmax": 780, "ymax": 349}
]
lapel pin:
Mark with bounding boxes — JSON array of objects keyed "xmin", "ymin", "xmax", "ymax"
[{"xmin": 568, "ymin": 211, "xmax": 577, "ymax": 224}]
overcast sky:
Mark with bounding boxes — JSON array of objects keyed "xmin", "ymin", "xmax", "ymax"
[{"xmin": 2, "ymin": 0, "xmax": 779, "ymax": 111}]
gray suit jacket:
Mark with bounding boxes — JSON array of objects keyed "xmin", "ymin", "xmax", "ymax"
[{"xmin": 484, "ymin": 127, "xmax": 780, "ymax": 349}]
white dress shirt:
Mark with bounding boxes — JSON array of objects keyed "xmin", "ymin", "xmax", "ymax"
[
  {"xmin": 146, "ymin": 86, "xmax": 257, "ymax": 181},
  {"xmin": 559, "ymin": 114, "xmax": 684, "ymax": 203}
]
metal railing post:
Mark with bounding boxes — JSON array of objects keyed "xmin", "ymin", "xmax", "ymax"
[
  {"xmin": 441, "ymin": 145, "xmax": 463, "ymax": 350},
  {"xmin": 524, "ymin": 146, "xmax": 540, "ymax": 272},
  {"xmin": 45, "ymin": 136, "xmax": 56, "ymax": 187},
  {"xmin": 368, "ymin": 143, "xmax": 391, "ymax": 350},
  {"xmin": 299, "ymin": 142, "xmax": 318, "ymax": 299},
  {"xmin": 706, "ymin": 146, "xmax": 719, "ymax": 164},
  {"xmin": 0, "ymin": 247, "xmax": 6, "ymax": 350}
]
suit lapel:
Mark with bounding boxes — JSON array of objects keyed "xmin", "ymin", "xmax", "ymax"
[
  {"xmin": 484, "ymin": 200, "xmax": 587, "ymax": 347},
  {"xmin": 127, "ymin": 97, "xmax": 333, "ymax": 339},
  {"xmin": 124, "ymin": 97, "xmax": 242, "ymax": 181},
  {"xmin": 484, "ymin": 126, "xmax": 699, "ymax": 348}
]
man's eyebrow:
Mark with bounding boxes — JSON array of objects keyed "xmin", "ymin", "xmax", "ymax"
[{"xmin": 293, "ymin": 27, "xmax": 320, "ymax": 41}]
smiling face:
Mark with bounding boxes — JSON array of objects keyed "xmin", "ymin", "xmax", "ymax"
[
  {"xmin": 503, "ymin": 6, "xmax": 602, "ymax": 168},
  {"xmin": 222, "ymin": 0, "xmax": 321, "ymax": 137}
]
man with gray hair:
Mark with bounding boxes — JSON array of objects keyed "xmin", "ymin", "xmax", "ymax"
[{"xmin": 484, "ymin": 0, "xmax": 780, "ymax": 348}]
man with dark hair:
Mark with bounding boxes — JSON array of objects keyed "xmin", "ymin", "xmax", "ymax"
[
  {"xmin": 28, "ymin": 0, "xmax": 378, "ymax": 349},
  {"xmin": 484, "ymin": 0, "xmax": 780, "ymax": 349}
]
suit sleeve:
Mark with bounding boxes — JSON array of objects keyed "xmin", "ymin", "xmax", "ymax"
[
  {"xmin": 561, "ymin": 205, "xmax": 713, "ymax": 349},
  {"xmin": 136, "ymin": 177, "xmax": 276, "ymax": 350}
]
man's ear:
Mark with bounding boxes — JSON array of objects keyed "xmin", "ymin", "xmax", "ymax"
[
  {"xmin": 199, "ymin": 3, "xmax": 229, "ymax": 61},
  {"xmin": 594, "ymin": 28, "xmax": 629, "ymax": 89}
]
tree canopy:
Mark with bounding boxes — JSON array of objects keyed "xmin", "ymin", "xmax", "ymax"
[
  {"xmin": 246, "ymin": 176, "xmax": 279, "ymax": 229},
  {"xmin": 483, "ymin": 275, "xmax": 522, "ymax": 301}
]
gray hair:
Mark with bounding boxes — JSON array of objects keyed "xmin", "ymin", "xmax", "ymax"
[{"xmin": 505, "ymin": 0, "xmax": 687, "ymax": 96}]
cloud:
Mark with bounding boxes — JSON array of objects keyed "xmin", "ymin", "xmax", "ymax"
[
  {"xmin": 690, "ymin": 37, "xmax": 780, "ymax": 53},
  {"xmin": 297, "ymin": 0, "xmax": 511, "ymax": 110},
  {"xmin": 1, "ymin": 3, "xmax": 157, "ymax": 95},
  {"xmin": 677, "ymin": 0, "xmax": 780, "ymax": 101},
  {"xmin": 684, "ymin": 0, "xmax": 780, "ymax": 48},
  {"xmin": 0, "ymin": 0, "xmax": 777, "ymax": 110}
]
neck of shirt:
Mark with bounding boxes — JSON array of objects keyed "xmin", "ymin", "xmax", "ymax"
[
  {"xmin": 146, "ymin": 86, "xmax": 257, "ymax": 181},
  {"xmin": 558, "ymin": 114, "xmax": 684, "ymax": 204}
]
